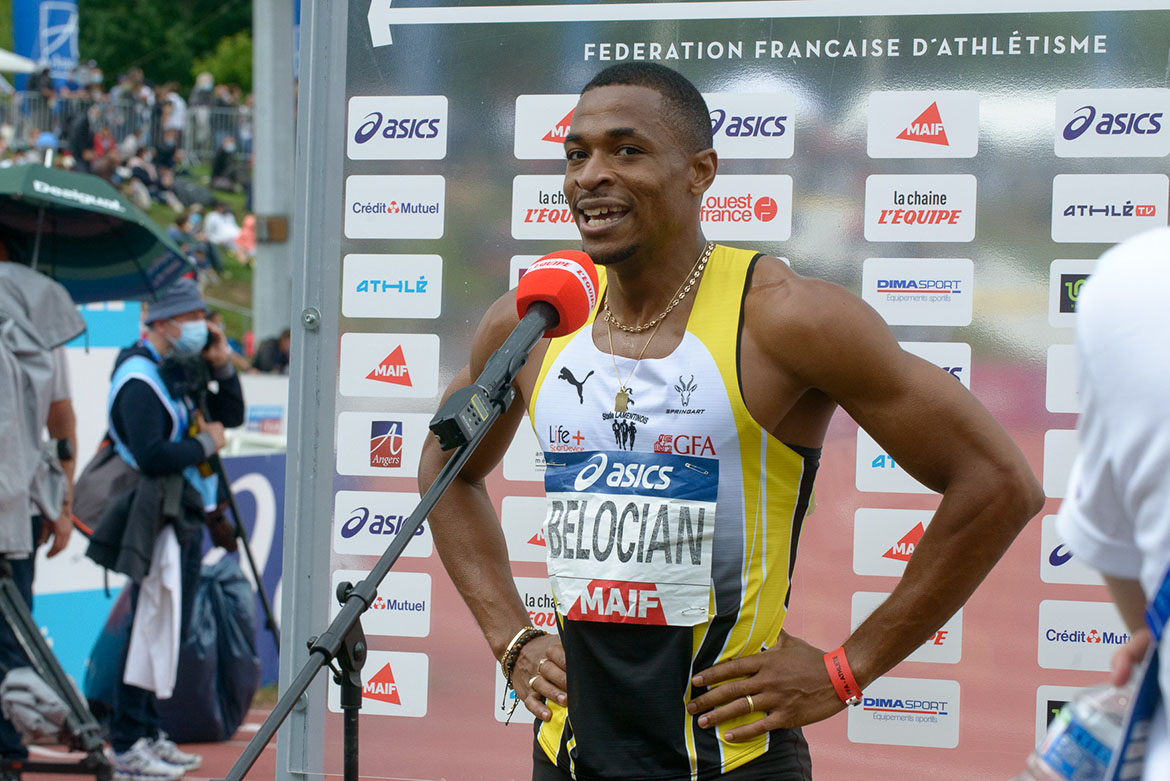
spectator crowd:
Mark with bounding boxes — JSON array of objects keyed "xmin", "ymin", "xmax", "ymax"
[{"xmin": 0, "ymin": 61, "xmax": 255, "ymax": 268}]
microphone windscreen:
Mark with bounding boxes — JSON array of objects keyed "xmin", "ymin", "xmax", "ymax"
[{"xmin": 515, "ymin": 251, "xmax": 599, "ymax": 337}]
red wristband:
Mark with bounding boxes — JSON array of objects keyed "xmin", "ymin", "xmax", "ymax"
[{"xmin": 824, "ymin": 647, "xmax": 863, "ymax": 706}]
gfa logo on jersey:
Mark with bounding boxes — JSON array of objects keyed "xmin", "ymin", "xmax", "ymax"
[
  {"xmin": 367, "ymin": 345, "xmax": 412, "ymax": 386},
  {"xmin": 897, "ymin": 102, "xmax": 949, "ymax": 146}
]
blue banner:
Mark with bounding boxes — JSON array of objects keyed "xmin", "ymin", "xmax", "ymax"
[{"xmin": 11, "ymin": 0, "xmax": 79, "ymax": 88}]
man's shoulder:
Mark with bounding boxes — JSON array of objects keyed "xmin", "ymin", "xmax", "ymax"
[{"xmin": 743, "ymin": 256, "xmax": 861, "ymax": 332}]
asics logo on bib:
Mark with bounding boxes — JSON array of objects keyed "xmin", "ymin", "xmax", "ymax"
[{"xmin": 572, "ymin": 453, "xmax": 674, "ymax": 492}]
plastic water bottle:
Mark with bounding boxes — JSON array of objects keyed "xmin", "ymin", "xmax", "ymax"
[{"xmin": 1014, "ymin": 682, "xmax": 1134, "ymax": 780}]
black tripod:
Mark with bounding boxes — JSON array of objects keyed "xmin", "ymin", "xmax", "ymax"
[
  {"xmin": 0, "ymin": 560, "xmax": 112, "ymax": 780},
  {"xmin": 220, "ymin": 302, "xmax": 556, "ymax": 781}
]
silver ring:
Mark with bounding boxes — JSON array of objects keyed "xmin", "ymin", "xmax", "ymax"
[
  {"xmin": 745, "ymin": 694, "xmax": 755, "ymax": 713},
  {"xmin": 528, "ymin": 674, "xmax": 540, "ymax": 689}
]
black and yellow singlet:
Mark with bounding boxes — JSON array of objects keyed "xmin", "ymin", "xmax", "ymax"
[{"xmin": 528, "ymin": 245, "xmax": 819, "ymax": 780}]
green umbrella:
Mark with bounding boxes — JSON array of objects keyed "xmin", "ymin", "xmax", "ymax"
[{"xmin": 0, "ymin": 163, "xmax": 195, "ymax": 303}]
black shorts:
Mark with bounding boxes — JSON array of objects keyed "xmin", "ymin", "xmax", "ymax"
[{"xmin": 531, "ymin": 730, "xmax": 814, "ymax": 781}]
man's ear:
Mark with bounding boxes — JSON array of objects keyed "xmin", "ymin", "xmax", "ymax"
[{"xmin": 689, "ymin": 147, "xmax": 718, "ymax": 196}]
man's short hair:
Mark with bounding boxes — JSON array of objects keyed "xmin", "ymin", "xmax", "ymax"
[{"xmin": 582, "ymin": 63, "xmax": 713, "ymax": 154}]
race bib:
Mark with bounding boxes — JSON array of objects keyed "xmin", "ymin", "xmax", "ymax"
[{"xmin": 542, "ymin": 450, "xmax": 718, "ymax": 626}]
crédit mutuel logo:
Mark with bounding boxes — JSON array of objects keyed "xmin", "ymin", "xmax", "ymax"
[
  {"xmin": 344, "ymin": 175, "xmax": 445, "ymax": 239},
  {"xmin": 1039, "ymin": 600, "xmax": 1132, "ymax": 672}
]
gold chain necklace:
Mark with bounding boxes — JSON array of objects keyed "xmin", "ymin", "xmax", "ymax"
[
  {"xmin": 604, "ymin": 242, "xmax": 713, "ymax": 413},
  {"xmin": 603, "ymin": 242, "xmax": 714, "ymax": 333}
]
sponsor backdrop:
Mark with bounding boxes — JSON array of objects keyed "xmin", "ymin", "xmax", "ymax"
[{"xmin": 284, "ymin": 2, "xmax": 1170, "ymax": 778}]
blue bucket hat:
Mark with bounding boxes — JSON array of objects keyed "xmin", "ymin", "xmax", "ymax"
[{"xmin": 145, "ymin": 278, "xmax": 209, "ymax": 324}]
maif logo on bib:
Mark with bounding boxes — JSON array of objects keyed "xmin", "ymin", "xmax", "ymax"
[{"xmin": 543, "ymin": 450, "xmax": 718, "ymax": 626}]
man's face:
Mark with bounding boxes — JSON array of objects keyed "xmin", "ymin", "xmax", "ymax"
[
  {"xmin": 563, "ymin": 85, "xmax": 703, "ymax": 266},
  {"xmin": 158, "ymin": 309, "xmax": 205, "ymax": 341}
]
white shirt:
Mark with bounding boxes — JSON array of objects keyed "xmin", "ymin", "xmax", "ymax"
[
  {"xmin": 1057, "ymin": 226, "xmax": 1170, "ymax": 780},
  {"xmin": 204, "ymin": 210, "xmax": 241, "ymax": 247}
]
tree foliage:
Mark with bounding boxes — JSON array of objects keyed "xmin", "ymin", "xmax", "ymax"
[
  {"xmin": 192, "ymin": 30, "xmax": 252, "ymax": 93},
  {"xmin": 78, "ymin": 0, "xmax": 250, "ymax": 90},
  {"xmin": 0, "ymin": 0, "xmax": 13, "ymax": 53}
]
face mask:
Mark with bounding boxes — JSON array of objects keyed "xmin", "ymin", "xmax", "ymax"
[
  {"xmin": 171, "ymin": 320, "xmax": 208, "ymax": 354},
  {"xmin": 223, "ymin": 143, "xmax": 236, "ymax": 153}
]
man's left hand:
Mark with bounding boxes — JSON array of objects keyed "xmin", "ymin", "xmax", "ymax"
[
  {"xmin": 39, "ymin": 504, "xmax": 73, "ymax": 558},
  {"xmin": 202, "ymin": 319, "xmax": 229, "ymax": 368},
  {"xmin": 686, "ymin": 630, "xmax": 845, "ymax": 742}
]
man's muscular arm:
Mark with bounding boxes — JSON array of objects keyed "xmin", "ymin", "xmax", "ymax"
[
  {"xmin": 418, "ymin": 294, "xmax": 567, "ymax": 721},
  {"xmin": 689, "ymin": 270, "xmax": 1045, "ymax": 740}
]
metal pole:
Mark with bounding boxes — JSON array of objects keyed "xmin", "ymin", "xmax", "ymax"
[{"xmin": 252, "ymin": 0, "xmax": 295, "ymax": 347}]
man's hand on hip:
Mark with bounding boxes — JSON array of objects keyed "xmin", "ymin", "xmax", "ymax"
[
  {"xmin": 687, "ymin": 630, "xmax": 845, "ymax": 742},
  {"xmin": 512, "ymin": 635, "xmax": 567, "ymax": 722}
]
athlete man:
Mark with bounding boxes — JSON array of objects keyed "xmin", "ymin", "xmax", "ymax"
[{"xmin": 419, "ymin": 63, "xmax": 1044, "ymax": 780}]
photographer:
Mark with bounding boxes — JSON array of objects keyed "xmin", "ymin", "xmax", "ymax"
[{"xmin": 98, "ymin": 279, "xmax": 243, "ymax": 780}]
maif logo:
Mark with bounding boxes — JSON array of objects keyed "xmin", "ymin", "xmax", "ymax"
[
  {"xmin": 338, "ymin": 333, "xmax": 439, "ymax": 399},
  {"xmin": 346, "ymin": 96, "xmax": 448, "ymax": 160},
  {"xmin": 514, "ymin": 94, "xmax": 579, "ymax": 160},
  {"xmin": 853, "ymin": 509, "xmax": 934, "ymax": 577},
  {"xmin": 367, "ymin": 346, "xmax": 412, "ymax": 386},
  {"xmin": 868, "ymin": 91, "xmax": 979, "ymax": 158},
  {"xmin": 543, "ymin": 108, "xmax": 575, "ymax": 143},
  {"xmin": 897, "ymin": 102, "xmax": 948, "ymax": 146},
  {"xmin": 366, "ymin": 663, "xmax": 401, "ymax": 704},
  {"xmin": 1055, "ymin": 89, "xmax": 1170, "ymax": 158},
  {"xmin": 883, "ymin": 523, "xmax": 924, "ymax": 562},
  {"xmin": 329, "ymin": 650, "xmax": 428, "ymax": 717}
]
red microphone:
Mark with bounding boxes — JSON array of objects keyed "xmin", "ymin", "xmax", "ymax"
[
  {"xmin": 430, "ymin": 250, "xmax": 599, "ymax": 450},
  {"xmin": 515, "ymin": 250, "xmax": 599, "ymax": 337}
]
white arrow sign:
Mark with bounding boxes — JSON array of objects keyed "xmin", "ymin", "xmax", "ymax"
[{"xmin": 369, "ymin": 0, "xmax": 1170, "ymax": 47}]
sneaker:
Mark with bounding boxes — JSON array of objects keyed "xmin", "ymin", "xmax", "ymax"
[
  {"xmin": 149, "ymin": 733, "xmax": 202, "ymax": 771},
  {"xmin": 113, "ymin": 737, "xmax": 185, "ymax": 780}
]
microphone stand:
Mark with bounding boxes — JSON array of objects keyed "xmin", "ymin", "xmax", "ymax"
[{"xmin": 221, "ymin": 302, "xmax": 557, "ymax": 781}]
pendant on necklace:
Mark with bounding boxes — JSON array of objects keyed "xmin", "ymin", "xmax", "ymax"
[{"xmin": 615, "ymin": 388, "xmax": 629, "ymax": 413}]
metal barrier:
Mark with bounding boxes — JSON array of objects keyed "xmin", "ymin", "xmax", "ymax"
[{"xmin": 0, "ymin": 92, "xmax": 250, "ymax": 168}]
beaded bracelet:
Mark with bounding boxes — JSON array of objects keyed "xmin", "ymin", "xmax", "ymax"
[{"xmin": 499, "ymin": 625, "xmax": 547, "ymax": 723}]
